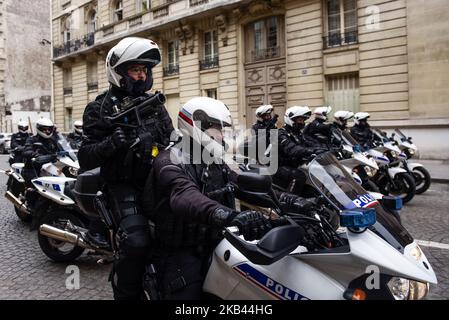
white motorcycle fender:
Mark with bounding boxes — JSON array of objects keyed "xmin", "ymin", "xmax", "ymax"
[
  {"xmin": 32, "ymin": 176, "xmax": 76, "ymax": 205},
  {"xmin": 388, "ymin": 167, "xmax": 407, "ymax": 179},
  {"xmin": 408, "ymin": 163, "xmax": 424, "ymax": 170}
]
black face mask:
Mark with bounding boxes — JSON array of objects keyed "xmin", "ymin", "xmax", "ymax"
[
  {"xmin": 118, "ymin": 67, "xmax": 154, "ymax": 97},
  {"xmin": 292, "ymin": 122, "xmax": 305, "ymax": 132}
]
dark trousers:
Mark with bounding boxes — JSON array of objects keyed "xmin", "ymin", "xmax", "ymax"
[
  {"xmin": 107, "ymin": 183, "xmax": 151, "ymax": 300},
  {"xmin": 155, "ymin": 250, "xmax": 207, "ymax": 300}
]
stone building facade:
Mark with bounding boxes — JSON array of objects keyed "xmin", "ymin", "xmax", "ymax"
[
  {"xmin": 50, "ymin": 0, "xmax": 449, "ymax": 159},
  {"xmin": 0, "ymin": 0, "xmax": 52, "ymax": 132}
]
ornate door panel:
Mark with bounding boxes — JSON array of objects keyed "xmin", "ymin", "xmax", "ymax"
[{"xmin": 245, "ymin": 59, "xmax": 286, "ymax": 128}]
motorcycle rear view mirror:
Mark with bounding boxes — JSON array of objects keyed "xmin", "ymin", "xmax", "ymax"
[
  {"xmin": 236, "ymin": 172, "xmax": 272, "ymax": 195},
  {"xmin": 224, "ymin": 224, "xmax": 305, "ymax": 265}
]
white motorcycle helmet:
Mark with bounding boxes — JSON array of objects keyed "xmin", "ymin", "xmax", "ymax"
[
  {"xmin": 73, "ymin": 120, "xmax": 83, "ymax": 135},
  {"xmin": 36, "ymin": 118, "xmax": 55, "ymax": 139},
  {"xmin": 313, "ymin": 106, "xmax": 332, "ymax": 120},
  {"xmin": 178, "ymin": 97, "xmax": 232, "ymax": 162},
  {"xmin": 106, "ymin": 37, "xmax": 161, "ymax": 93},
  {"xmin": 354, "ymin": 112, "xmax": 370, "ymax": 125},
  {"xmin": 255, "ymin": 104, "xmax": 274, "ymax": 121},
  {"xmin": 284, "ymin": 106, "xmax": 312, "ymax": 127},
  {"xmin": 18, "ymin": 120, "xmax": 29, "ymax": 133},
  {"xmin": 334, "ymin": 110, "xmax": 354, "ymax": 126}
]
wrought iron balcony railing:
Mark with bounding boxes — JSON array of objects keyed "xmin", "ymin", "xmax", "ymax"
[
  {"xmin": 87, "ymin": 82, "xmax": 98, "ymax": 91},
  {"xmin": 163, "ymin": 64, "xmax": 179, "ymax": 77},
  {"xmin": 190, "ymin": 0, "xmax": 209, "ymax": 6},
  {"xmin": 323, "ymin": 30, "xmax": 358, "ymax": 49},
  {"xmin": 199, "ymin": 56, "xmax": 219, "ymax": 70},
  {"xmin": 53, "ymin": 32, "xmax": 95, "ymax": 58},
  {"xmin": 251, "ymin": 46, "xmax": 281, "ymax": 62}
]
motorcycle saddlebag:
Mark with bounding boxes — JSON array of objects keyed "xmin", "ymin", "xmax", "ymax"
[{"xmin": 73, "ymin": 167, "xmax": 103, "ymax": 218}]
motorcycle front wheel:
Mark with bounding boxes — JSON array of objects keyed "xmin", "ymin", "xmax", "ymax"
[
  {"xmin": 412, "ymin": 166, "xmax": 431, "ymax": 194},
  {"xmin": 38, "ymin": 210, "xmax": 86, "ymax": 262},
  {"xmin": 380, "ymin": 173, "xmax": 416, "ymax": 204}
]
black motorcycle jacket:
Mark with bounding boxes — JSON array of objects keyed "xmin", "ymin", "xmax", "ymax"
[
  {"xmin": 303, "ymin": 118, "xmax": 332, "ymax": 144},
  {"xmin": 67, "ymin": 132, "xmax": 83, "ymax": 149},
  {"xmin": 10, "ymin": 132, "xmax": 31, "ymax": 149},
  {"xmin": 278, "ymin": 126, "xmax": 316, "ymax": 167},
  {"xmin": 350, "ymin": 124, "xmax": 374, "ymax": 148},
  {"xmin": 22, "ymin": 134, "xmax": 60, "ymax": 169},
  {"xmin": 78, "ymin": 86, "xmax": 174, "ymax": 187},
  {"xmin": 151, "ymin": 148, "xmax": 236, "ymax": 252}
]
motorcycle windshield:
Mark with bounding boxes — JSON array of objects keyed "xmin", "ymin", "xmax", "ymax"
[
  {"xmin": 394, "ymin": 128, "xmax": 407, "ymax": 140},
  {"xmin": 56, "ymin": 133, "xmax": 78, "ymax": 161},
  {"xmin": 308, "ymin": 152, "xmax": 413, "ymax": 252}
]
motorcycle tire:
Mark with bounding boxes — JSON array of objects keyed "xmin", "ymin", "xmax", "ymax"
[
  {"xmin": 412, "ymin": 166, "xmax": 431, "ymax": 195},
  {"xmin": 363, "ymin": 179, "xmax": 380, "ymax": 193},
  {"xmin": 388, "ymin": 173, "xmax": 416, "ymax": 204},
  {"xmin": 38, "ymin": 210, "xmax": 85, "ymax": 262}
]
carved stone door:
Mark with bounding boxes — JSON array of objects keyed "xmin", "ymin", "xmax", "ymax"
[{"xmin": 245, "ymin": 58, "xmax": 287, "ymax": 128}]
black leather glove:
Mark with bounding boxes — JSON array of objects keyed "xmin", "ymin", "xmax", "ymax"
[
  {"xmin": 279, "ymin": 193, "xmax": 315, "ymax": 215},
  {"xmin": 111, "ymin": 127, "xmax": 127, "ymax": 149},
  {"xmin": 208, "ymin": 207, "xmax": 237, "ymax": 228},
  {"xmin": 230, "ymin": 210, "xmax": 272, "ymax": 241}
]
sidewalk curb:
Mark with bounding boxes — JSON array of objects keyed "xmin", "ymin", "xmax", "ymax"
[{"xmin": 432, "ymin": 178, "xmax": 449, "ymax": 184}]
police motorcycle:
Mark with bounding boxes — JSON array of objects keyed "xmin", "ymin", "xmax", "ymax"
[
  {"xmin": 363, "ymin": 128, "xmax": 416, "ymax": 204},
  {"xmin": 37, "ymin": 93, "xmax": 168, "ymax": 268},
  {"xmin": 2, "ymin": 133, "xmax": 79, "ymax": 223},
  {"xmin": 387, "ymin": 129, "xmax": 431, "ymax": 195},
  {"xmin": 202, "ymin": 152, "xmax": 436, "ymax": 300}
]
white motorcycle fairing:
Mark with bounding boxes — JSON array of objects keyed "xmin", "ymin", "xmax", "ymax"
[{"xmin": 32, "ymin": 176, "xmax": 76, "ymax": 206}]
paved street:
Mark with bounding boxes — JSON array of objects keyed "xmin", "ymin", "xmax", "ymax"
[{"xmin": 0, "ymin": 154, "xmax": 448, "ymax": 300}]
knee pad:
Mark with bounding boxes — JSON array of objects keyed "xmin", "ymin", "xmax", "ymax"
[{"xmin": 117, "ymin": 214, "xmax": 151, "ymax": 259}]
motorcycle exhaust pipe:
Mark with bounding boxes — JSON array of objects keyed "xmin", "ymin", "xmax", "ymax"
[
  {"xmin": 39, "ymin": 224, "xmax": 93, "ymax": 250},
  {"xmin": 5, "ymin": 191, "xmax": 30, "ymax": 214},
  {"xmin": 39, "ymin": 224, "xmax": 111, "ymax": 254}
]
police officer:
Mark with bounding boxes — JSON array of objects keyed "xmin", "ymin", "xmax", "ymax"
[
  {"xmin": 249, "ymin": 104, "xmax": 278, "ymax": 162},
  {"xmin": 332, "ymin": 110, "xmax": 354, "ymax": 131},
  {"xmin": 21, "ymin": 118, "xmax": 60, "ymax": 210},
  {"xmin": 151, "ymin": 97, "xmax": 312, "ymax": 299},
  {"xmin": 350, "ymin": 112, "xmax": 375, "ymax": 148},
  {"xmin": 67, "ymin": 120, "xmax": 83, "ymax": 149},
  {"xmin": 78, "ymin": 37, "xmax": 174, "ymax": 300},
  {"xmin": 303, "ymin": 106, "xmax": 333, "ymax": 145},
  {"xmin": 9, "ymin": 120, "xmax": 32, "ymax": 164},
  {"xmin": 273, "ymin": 106, "xmax": 325, "ymax": 195}
]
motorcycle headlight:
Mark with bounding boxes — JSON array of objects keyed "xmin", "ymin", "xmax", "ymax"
[
  {"xmin": 410, "ymin": 245, "xmax": 423, "ymax": 261},
  {"xmin": 387, "ymin": 277, "xmax": 410, "ymax": 300},
  {"xmin": 390, "ymin": 151, "xmax": 398, "ymax": 158},
  {"xmin": 409, "ymin": 148, "xmax": 415, "ymax": 156},
  {"xmin": 68, "ymin": 167, "xmax": 78, "ymax": 177},
  {"xmin": 409, "ymin": 281, "xmax": 429, "ymax": 300},
  {"xmin": 364, "ymin": 166, "xmax": 377, "ymax": 177}
]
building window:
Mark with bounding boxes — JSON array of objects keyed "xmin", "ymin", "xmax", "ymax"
[
  {"xmin": 63, "ymin": 68, "xmax": 73, "ymax": 95},
  {"xmin": 88, "ymin": 10, "xmax": 97, "ymax": 33},
  {"xmin": 326, "ymin": 73, "xmax": 359, "ymax": 114},
  {"xmin": 245, "ymin": 16, "xmax": 284, "ymax": 63},
  {"xmin": 61, "ymin": 16, "xmax": 71, "ymax": 43},
  {"xmin": 205, "ymin": 89, "xmax": 217, "ymax": 99},
  {"xmin": 87, "ymin": 60, "xmax": 98, "ymax": 91},
  {"xmin": 64, "ymin": 107, "xmax": 73, "ymax": 132},
  {"xmin": 113, "ymin": 0, "xmax": 123, "ymax": 22},
  {"xmin": 163, "ymin": 41, "xmax": 179, "ymax": 77},
  {"xmin": 325, "ymin": 0, "xmax": 358, "ymax": 48},
  {"xmin": 137, "ymin": 0, "xmax": 151, "ymax": 12},
  {"xmin": 200, "ymin": 30, "xmax": 219, "ymax": 70}
]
